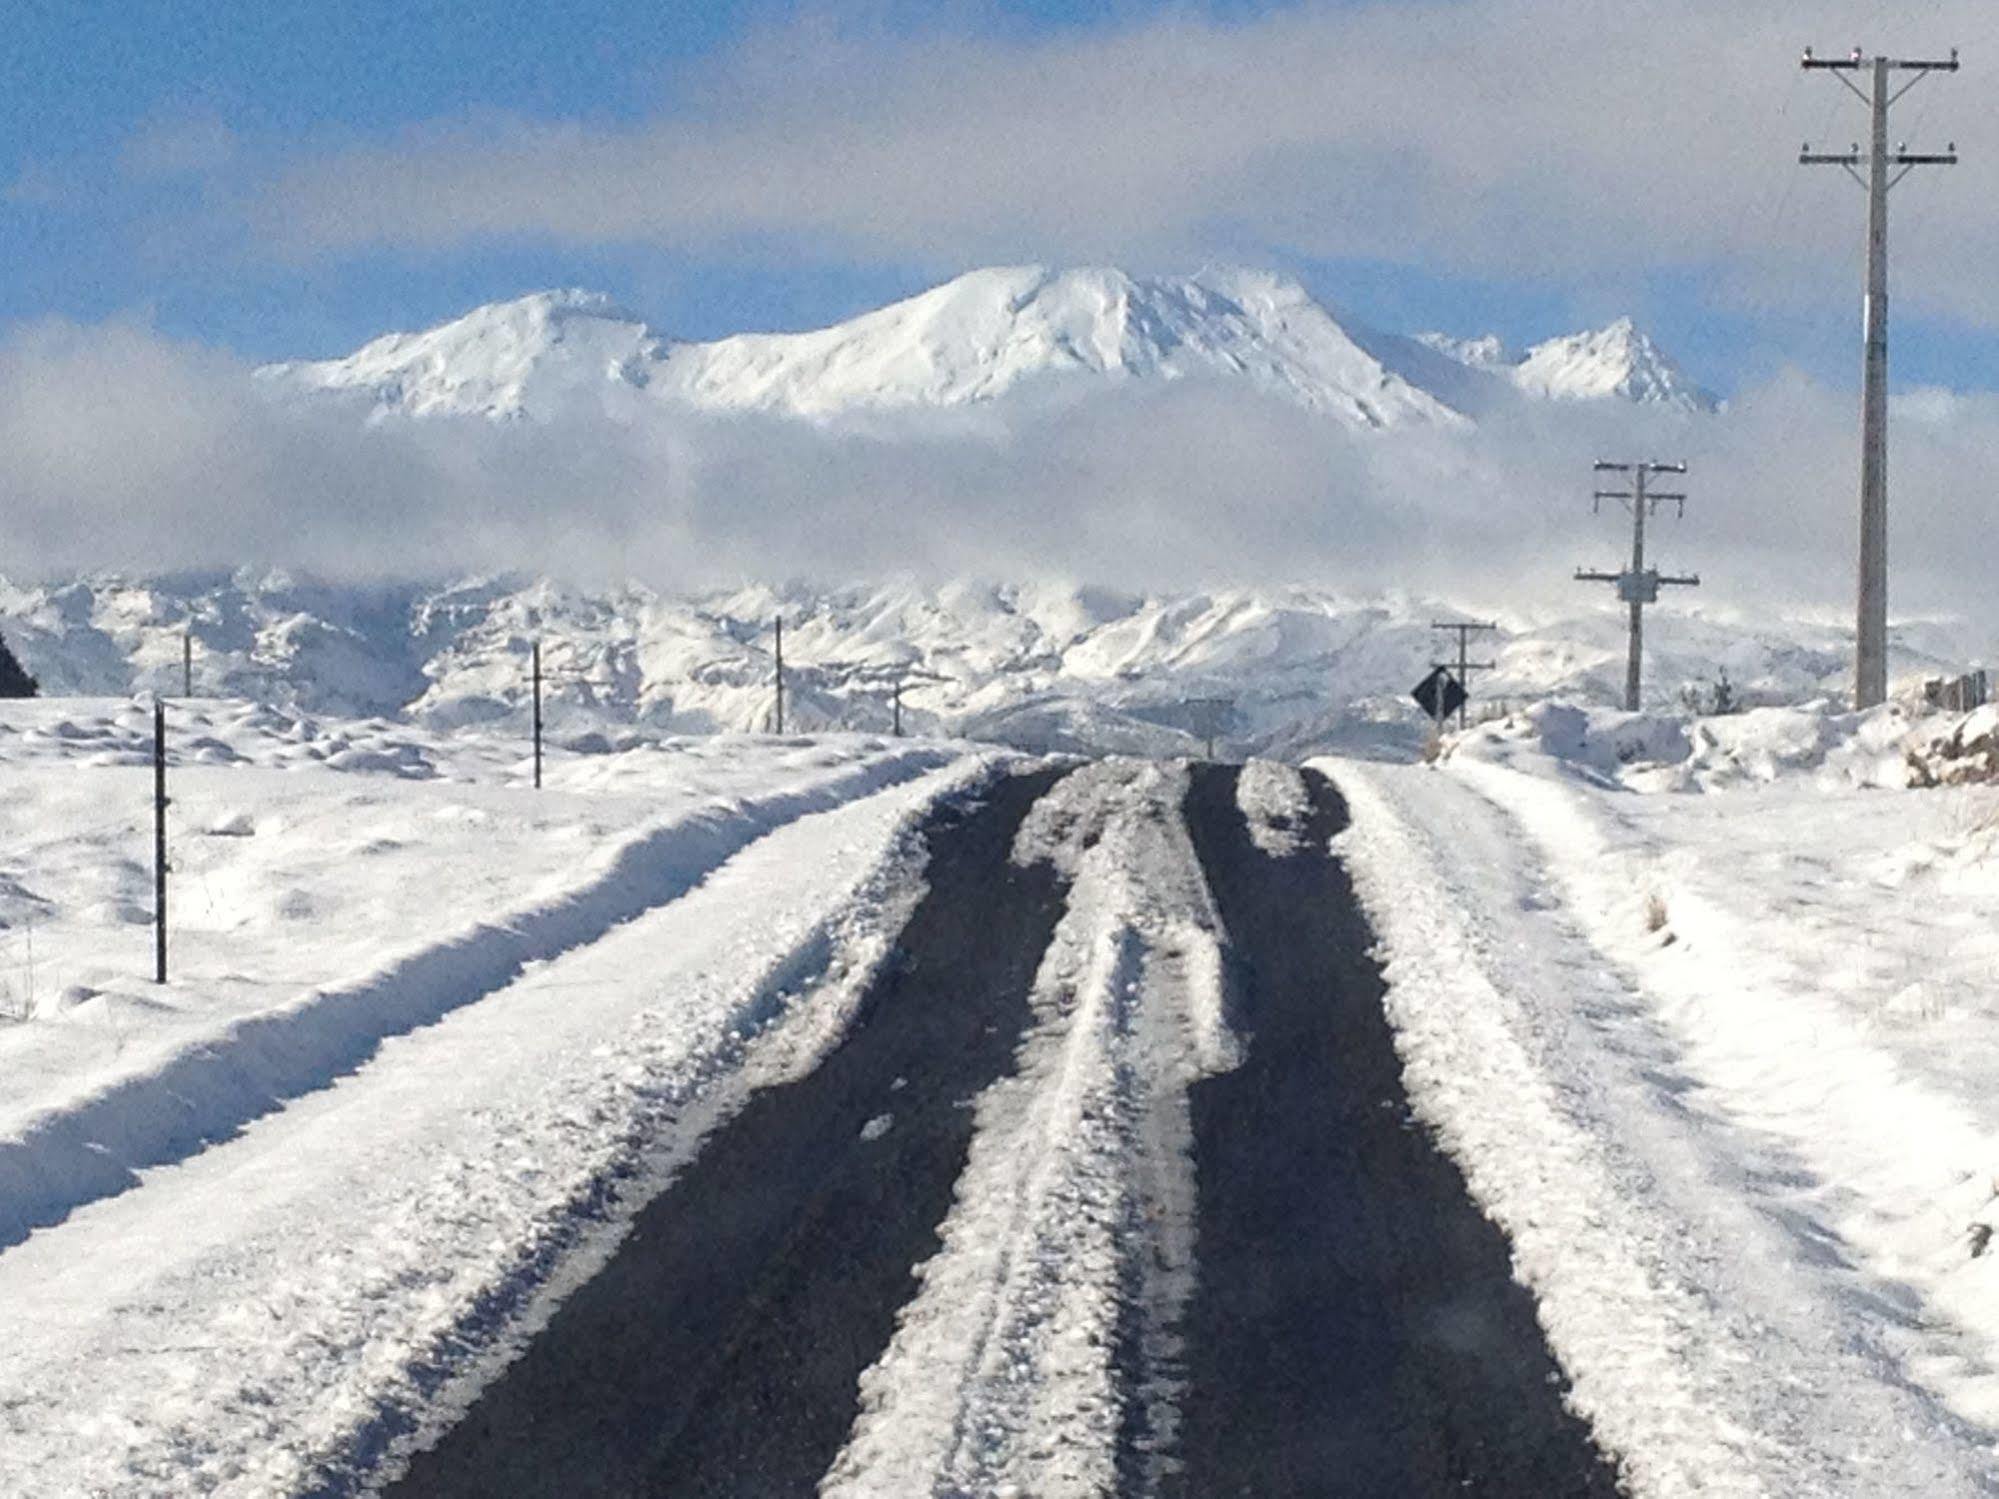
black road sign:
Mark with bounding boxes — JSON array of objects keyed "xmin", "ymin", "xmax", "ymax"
[{"xmin": 1412, "ymin": 666, "xmax": 1466, "ymax": 723}]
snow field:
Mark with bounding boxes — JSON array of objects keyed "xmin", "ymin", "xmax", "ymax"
[
  {"xmin": 18, "ymin": 570, "xmax": 1988, "ymax": 769},
  {"xmin": 0, "ymin": 748, "xmax": 1003, "ymax": 1496},
  {"xmin": 1326, "ymin": 754, "xmax": 1999, "ymax": 1495},
  {"xmin": 1454, "ymin": 752, "xmax": 1999, "ymax": 1438},
  {"xmin": 824, "ymin": 759, "xmax": 1236, "ymax": 1499},
  {"xmin": 0, "ymin": 697, "xmax": 953, "ymax": 1248}
]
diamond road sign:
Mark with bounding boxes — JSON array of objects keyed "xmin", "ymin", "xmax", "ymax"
[{"xmin": 1412, "ymin": 666, "xmax": 1467, "ymax": 722}]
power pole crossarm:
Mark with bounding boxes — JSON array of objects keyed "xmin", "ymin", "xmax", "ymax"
[
  {"xmin": 1575, "ymin": 461, "xmax": 1699, "ymax": 710},
  {"xmin": 1800, "ymin": 45, "xmax": 1959, "ymax": 709}
]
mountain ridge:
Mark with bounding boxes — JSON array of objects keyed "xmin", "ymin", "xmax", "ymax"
[
  {"xmin": 0, "ymin": 570, "xmax": 1948, "ymax": 761},
  {"xmin": 259, "ymin": 266, "xmax": 1719, "ymax": 428}
]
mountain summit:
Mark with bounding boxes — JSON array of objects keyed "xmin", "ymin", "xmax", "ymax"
[
  {"xmin": 260, "ymin": 268, "xmax": 1716, "ymax": 426},
  {"xmin": 258, "ymin": 290, "xmax": 661, "ymax": 421},
  {"xmin": 1420, "ymin": 316, "xmax": 1718, "ymax": 413}
]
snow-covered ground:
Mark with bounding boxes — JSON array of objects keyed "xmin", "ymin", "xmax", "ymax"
[
  {"xmin": 0, "ymin": 695, "xmax": 997, "ymax": 1492},
  {"xmin": 17, "ymin": 677, "xmax": 1999, "ymax": 1494},
  {"xmin": 6, "ymin": 569, "xmax": 1990, "ymax": 763},
  {"xmin": 1320, "ymin": 700, "xmax": 1999, "ymax": 1494}
]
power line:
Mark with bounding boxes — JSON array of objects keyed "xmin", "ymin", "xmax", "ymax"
[{"xmin": 1799, "ymin": 42, "xmax": 1959, "ymax": 708}]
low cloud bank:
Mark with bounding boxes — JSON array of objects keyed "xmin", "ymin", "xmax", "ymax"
[{"xmin": 2, "ymin": 316, "xmax": 1989, "ymax": 622}]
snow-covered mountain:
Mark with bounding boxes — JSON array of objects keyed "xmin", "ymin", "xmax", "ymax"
[
  {"xmin": 0, "ymin": 572, "xmax": 1967, "ymax": 760},
  {"xmin": 259, "ymin": 290, "xmax": 660, "ymax": 422},
  {"xmin": 1414, "ymin": 331, "xmax": 1513, "ymax": 370},
  {"xmin": 259, "ymin": 267, "xmax": 1715, "ymax": 429},
  {"xmin": 1510, "ymin": 318, "xmax": 1718, "ymax": 411},
  {"xmin": 1417, "ymin": 318, "xmax": 1718, "ymax": 413}
]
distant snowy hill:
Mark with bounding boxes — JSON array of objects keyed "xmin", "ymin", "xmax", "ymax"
[
  {"xmin": 259, "ymin": 290, "xmax": 660, "ymax": 423},
  {"xmin": 258, "ymin": 267, "xmax": 1716, "ymax": 428},
  {"xmin": 1418, "ymin": 318, "xmax": 1718, "ymax": 413},
  {"xmin": 1509, "ymin": 318, "xmax": 1718, "ymax": 412},
  {"xmin": 0, "ymin": 572, "xmax": 1967, "ymax": 760}
]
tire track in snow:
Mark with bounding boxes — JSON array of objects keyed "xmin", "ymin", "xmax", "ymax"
[
  {"xmin": 381, "ymin": 766, "xmax": 1071, "ymax": 1499},
  {"xmin": 1169, "ymin": 762, "xmax": 1622, "ymax": 1498},
  {"xmin": 1345, "ymin": 754, "xmax": 1999, "ymax": 1495},
  {"xmin": 0, "ymin": 757, "xmax": 995, "ymax": 1498},
  {"xmin": 823, "ymin": 758, "xmax": 1237, "ymax": 1499}
]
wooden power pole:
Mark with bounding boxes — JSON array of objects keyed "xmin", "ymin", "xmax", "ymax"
[
  {"xmin": 1800, "ymin": 45, "xmax": 1958, "ymax": 708},
  {"xmin": 153, "ymin": 699, "xmax": 168, "ymax": 984},
  {"xmin": 773, "ymin": 618, "xmax": 785, "ymax": 735},
  {"xmin": 1575, "ymin": 461, "xmax": 1699, "ymax": 711}
]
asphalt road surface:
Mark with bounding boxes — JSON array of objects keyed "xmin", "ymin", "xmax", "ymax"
[
  {"xmin": 385, "ymin": 767, "xmax": 1072, "ymax": 1499},
  {"xmin": 381, "ymin": 762, "xmax": 1621, "ymax": 1498},
  {"xmin": 1167, "ymin": 764, "xmax": 1622, "ymax": 1498}
]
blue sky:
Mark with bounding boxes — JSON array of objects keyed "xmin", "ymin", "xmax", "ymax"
[{"xmin": 3, "ymin": 0, "xmax": 1990, "ymax": 394}]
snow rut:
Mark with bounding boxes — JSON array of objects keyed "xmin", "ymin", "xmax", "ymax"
[
  {"xmin": 0, "ymin": 756, "xmax": 991, "ymax": 1498},
  {"xmin": 823, "ymin": 759, "xmax": 1236, "ymax": 1499},
  {"xmin": 1328, "ymin": 758, "xmax": 1999, "ymax": 1497}
]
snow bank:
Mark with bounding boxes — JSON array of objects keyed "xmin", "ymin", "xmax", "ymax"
[
  {"xmin": 1452, "ymin": 697, "xmax": 1932, "ymax": 793},
  {"xmin": 0, "ymin": 699, "xmax": 960, "ymax": 1248},
  {"xmin": 0, "ymin": 754, "xmax": 1001, "ymax": 1496},
  {"xmin": 1324, "ymin": 757, "xmax": 1999, "ymax": 1495},
  {"xmin": 1451, "ymin": 752, "xmax": 1999, "ymax": 1456}
]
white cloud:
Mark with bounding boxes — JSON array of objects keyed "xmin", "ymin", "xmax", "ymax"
[
  {"xmin": 2, "ymin": 315, "xmax": 1991, "ymax": 630},
  {"xmin": 236, "ymin": 2, "xmax": 1996, "ymax": 325}
]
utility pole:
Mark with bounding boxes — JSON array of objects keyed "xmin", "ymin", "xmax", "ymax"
[
  {"xmin": 892, "ymin": 679, "xmax": 903, "ymax": 737},
  {"xmin": 773, "ymin": 618, "xmax": 785, "ymax": 735},
  {"xmin": 182, "ymin": 628, "xmax": 192, "ymax": 698},
  {"xmin": 1801, "ymin": 44, "xmax": 1958, "ymax": 708},
  {"xmin": 1428, "ymin": 622, "xmax": 1497, "ymax": 731},
  {"xmin": 531, "ymin": 640, "xmax": 543, "ymax": 790},
  {"xmin": 153, "ymin": 698, "xmax": 168, "ymax": 984},
  {"xmin": 1575, "ymin": 462, "xmax": 1699, "ymax": 711}
]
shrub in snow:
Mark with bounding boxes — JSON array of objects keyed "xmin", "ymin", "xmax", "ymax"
[
  {"xmin": 0, "ymin": 634, "xmax": 35, "ymax": 699},
  {"xmin": 1679, "ymin": 669, "xmax": 1740, "ymax": 717}
]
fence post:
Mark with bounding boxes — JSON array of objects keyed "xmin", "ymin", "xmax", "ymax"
[{"xmin": 154, "ymin": 698, "xmax": 168, "ymax": 984}]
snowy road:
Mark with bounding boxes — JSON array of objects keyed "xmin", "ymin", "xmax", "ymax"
[
  {"xmin": 22, "ymin": 738, "xmax": 1986, "ymax": 1495},
  {"xmin": 367, "ymin": 761, "xmax": 1615, "ymax": 1497},
  {"xmin": 384, "ymin": 767, "xmax": 1072, "ymax": 1497},
  {"xmin": 1170, "ymin": 764, "xmax": 1618, "ymax": 1497}
]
